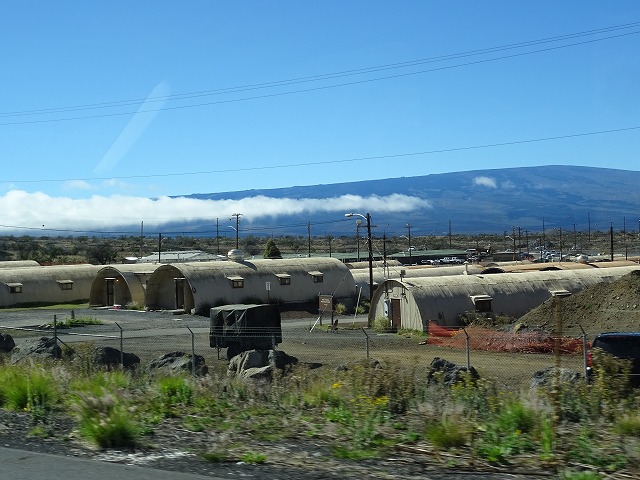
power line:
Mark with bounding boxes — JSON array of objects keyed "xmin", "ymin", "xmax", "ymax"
[
  {"xmin": 5, "ymin": 124, "xmax": 639, "ymax": 184},
  {"xmin": 1, "ymin": 23, "xmax": 639, "ymax": 125}
]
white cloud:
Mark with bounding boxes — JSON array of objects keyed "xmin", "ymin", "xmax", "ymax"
[
  {"xmin": 472, "ymin": 176, "xmax": 497, "ymax": 188},
  {"xmin": 0, "ymin": 190, "xmax": 430, "ymax": 232}
]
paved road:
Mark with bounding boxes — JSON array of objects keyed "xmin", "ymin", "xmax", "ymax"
[{"xmin": 0, "ymin": 447, "xmax": 225, "ymax": 480}]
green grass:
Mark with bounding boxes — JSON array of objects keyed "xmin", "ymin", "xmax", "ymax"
[{"xmin": 0, "ymin": 353, "xmax": 638, "ymax": 473}]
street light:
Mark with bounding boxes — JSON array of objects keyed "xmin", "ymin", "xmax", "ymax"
[
  {"xmin": 345, "ymin": 212, "xmax": 373, "ymax": 325},
  {"xmin": 230, "ymin": 213, "xmax": 242, "ymax": 249},
  {"xmin": 228, "ymin": 225, "xmax": 238, "ymax": 249}
]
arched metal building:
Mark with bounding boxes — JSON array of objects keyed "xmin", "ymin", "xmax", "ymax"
[
  {"xmin": 89, "ymin": 264, "xmax": 160, "ymax": 308},
  {"xmin": 0, "ymin": 260, "xmax": 41, "ymax": 269},
  {"xmin": 0, "ymin": 264, "xmax": 101, "ymax": 307},
  {"xmin": 370, "ymin": 265, "xmax": 640, "ymax": 331},
  {"xmin": 145, "ymin": 257, "xmax": 356, "ymax": 314}
]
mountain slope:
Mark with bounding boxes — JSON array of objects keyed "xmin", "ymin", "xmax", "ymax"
[{"xmin": 184, "ymin": 165, "xmax": 640, "ymax": 235}]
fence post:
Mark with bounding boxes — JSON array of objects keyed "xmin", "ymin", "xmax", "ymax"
[
  {"xmin": 186, "ymin": 326, "xmax": 195, "ymax": 376},
  {"xmin": 579, "ymin": 324, "xmax": 588, "ymax": 384},
  {"xmin": 361, "ymin": 327, "xmax": 370, "ymax": 359},
  {"xmin": 115, "ymin": 322, "xmax": 123, "ymax": 367},
  {"xmin": 53, "ymin": 314, "xmax": 58, "ymax": 350}
]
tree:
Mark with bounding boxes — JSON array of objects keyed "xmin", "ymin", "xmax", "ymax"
[
  {"xmin": 86, "ymin": 241, "xmax": 118, "ymax": 265},
  {"xmin": 262, "ymin": 239, "xmax": 282, "ymax": 259}
]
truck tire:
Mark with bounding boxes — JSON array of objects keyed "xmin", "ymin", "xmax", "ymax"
[{"xmin": 226, "ymin": 344, "xmax": 241, "ymax": 360}]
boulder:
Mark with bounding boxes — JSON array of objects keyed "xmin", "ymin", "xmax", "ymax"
[
  {"xmin": 427, "ymin": 357, "xmax": 479, "ymax": 386},
  {"xmin": 11, "ymin": 337, "xmax": 62, "ymax": 364},
  {"xmin": 530, "ymin": 367, "xmax": 581, "ymax": 389},
  {"xmin": 93, "ymin": 346, "xmax": 140, "ymax": 370},
  {"xmin": 228, "ymin": 349, "xmax": 298, "ymax": 381},
  {"xmin": 148, "ymin": 351, "xmax": 208, "ymax": 376},
  {"xmin": 0, "ymin": 332, "xmax": 15, "ymax": 353}
]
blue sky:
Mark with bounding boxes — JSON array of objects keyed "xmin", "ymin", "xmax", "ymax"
[{"xmin": 1, "ymin": 1, "xmax": 639, "ymax": 233}]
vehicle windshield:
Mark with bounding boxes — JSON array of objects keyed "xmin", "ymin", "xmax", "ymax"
[{"xmin": 594, "ymin": 336, "xmax": 640, "ymax": 358}]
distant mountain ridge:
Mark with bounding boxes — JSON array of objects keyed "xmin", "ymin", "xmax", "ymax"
[{"xmin": 183, "ymin": 165, "xmax": 640, "ymax": 236}]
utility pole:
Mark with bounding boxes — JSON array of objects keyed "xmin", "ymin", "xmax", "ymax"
[
  {"xmin": 216, "ymin": 218, "xmax": 220, "ymax": 254},
  {"xmin": 307, "ymin": 222, "xmax": 311, "ymax": 257},
  {"xmin": 230, "ymin": 213, "xmax": 242, "ymax": 249},
  {"xmin": 158, "ymin": 233, "xmax": 162, "ymax": 263},
  {"xmin": 356, "ymin": 220, "xmax": 362, "ymax": 262},
  {"xmin": 406, "ymin": 223, "xmax": 412, "ymax": 262},
  {"xmin": 610, "ymin": 224, "xmax": 614, "ymax": 261},
  {"xmin": 139, "ymin": 221, "xmax": 143, "ymax": 259}
]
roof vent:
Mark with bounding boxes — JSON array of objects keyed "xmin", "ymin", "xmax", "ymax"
[{"xmin": 227, "ymin": 249, "xmax": 244, "ymax": 262}]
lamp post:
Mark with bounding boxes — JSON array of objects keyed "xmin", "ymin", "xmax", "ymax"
[
  {"xmin": 230, "ymin": 213, "xmax": 241, "ymax": 249},
  {"xmin": 228, "ymin": 226, "xmax": 238, "ymax": 249},
  {"xmin": 345, "ymin": 212, "xmax": 373, "ymax": 326}
]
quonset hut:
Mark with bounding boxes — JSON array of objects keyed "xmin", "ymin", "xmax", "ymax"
[
  {"xmin": 145, "ymin": 256, "xmax": 356, "ymax": 315},
  {"xmin": 0, "ymin": 264, "xmax": 101, "ymax": 307},
  {"xmin": 370, "ymin": 265, "xmax": 640, "ymax": 331},
  {"xmin": 89, "ymin": 264, "xmax": 160, "ymax": 308}
]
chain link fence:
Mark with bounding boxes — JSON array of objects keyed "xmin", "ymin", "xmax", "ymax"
[{"xmin": 0, "ymin": 307, "xmax": 599, "ymax": 392}]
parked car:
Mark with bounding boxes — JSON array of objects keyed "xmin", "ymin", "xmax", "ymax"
[{"xmin": 587, "ymin": 332, "xmax": 640, "ymax": 386}]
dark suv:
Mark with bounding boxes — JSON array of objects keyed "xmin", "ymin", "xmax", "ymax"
[{"xmin": 587, "ymin": 332, "xmax": 640, "ymax": 386}]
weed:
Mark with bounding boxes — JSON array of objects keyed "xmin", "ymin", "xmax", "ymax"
[
  {"xmin": 241, "ymin": 452, "xmax": 267, "ymax": 464},
  {"xmin": 372, "ymin": 316, "xmax": 392, "ymax": 332},
  {"xmin": 426, "ymin": 416, "xmax": 469, "ymax": 449},
  {"xmin": 52, "ymin": 317, "xmax": 103, "ymax": 328},
  {"xmin": 566, "ymin": 426, "xmax": 628, "ymax": 471},
  {"xmin": 69, "ymin": 387, "xmax": 141, "ymax": 448},
  {"xmin": 201, "ymin": 451, "xmax": 231, "ymax": 462},
  {"xmin": 155, "ymin": 376, "xmax": 194, "ymax": 418},
  {"xmin": 561, "ymin": 470, "xmax": 602, "ymax": 480},
  {"xmin": 613, "ymin": 414, "xmax": 640, "ymax": 436},
  {"xmin": 0, "ymin": 365, "xmax": 60, "ymax": 415}
]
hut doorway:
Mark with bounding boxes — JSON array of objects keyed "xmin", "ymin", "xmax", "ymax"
[
  {"xmin": 174, "ymin": 277, "xmax": 186, "ymax": 310},
  {"xmin": 391, "ymin": 298, "xmax": 401, "ymax": 330},
  {"xmin": 105, "ymin": 278, "xmax": 116, "ymax": 306}
]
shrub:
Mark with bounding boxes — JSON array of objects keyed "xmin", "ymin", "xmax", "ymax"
[
  {"xmin": 372, "ymin": 316, "xmax": 392, "ymax": 332},
  {"xmin": 426, "ymin": 416, "xmax": 469, "ymax": 448},
  {"xmin": 70, "ymin": 388, "xmax": 141, "ymax": 448},
  {"xmin": 0, "ymin": 366, "xmax": 60, "ymax": 413}
]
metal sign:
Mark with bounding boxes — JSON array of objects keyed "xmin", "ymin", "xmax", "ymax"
[
  {"xmin": 266, "ymin": 281, "xmax": 271, "ymax": 291},
  {"xmin": 319, "ymin": 294, "xmax": 333, "ymax": 309}
]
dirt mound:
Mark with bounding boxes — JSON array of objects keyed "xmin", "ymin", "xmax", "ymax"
[{"xmin": 518, "ymin": 270, "xmax": 640, "ymax": 339}]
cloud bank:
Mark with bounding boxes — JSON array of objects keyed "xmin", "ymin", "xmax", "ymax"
[{"xmin": 0, "ymin": 190, "xmax": 430, "ymax": 233}]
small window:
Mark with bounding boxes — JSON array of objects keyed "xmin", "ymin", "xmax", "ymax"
[
  {"xmin": 470, "ymin": 295, "xmax": 493, "ymax": 313},
  {"xmin": 308, "ymin": 271, "xmax": 324, "ymax": 283},
  {"xmin": 275, "ymin": 273, "xmax": 291, "ymax": 286},
  {"xmin": 57, "ymin": 280, "xmax": 73, "ymax": 291},
  {"xmin": 475, "ymin": 299, "xmax": 492, "ymax": 312},
  {"xmin": 227, "ymin": 276, "xmax": 244, "ymax": 289},
  {"xmin": 7, "ymin": 283, "xmax": 22, "ymax": 294}
]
